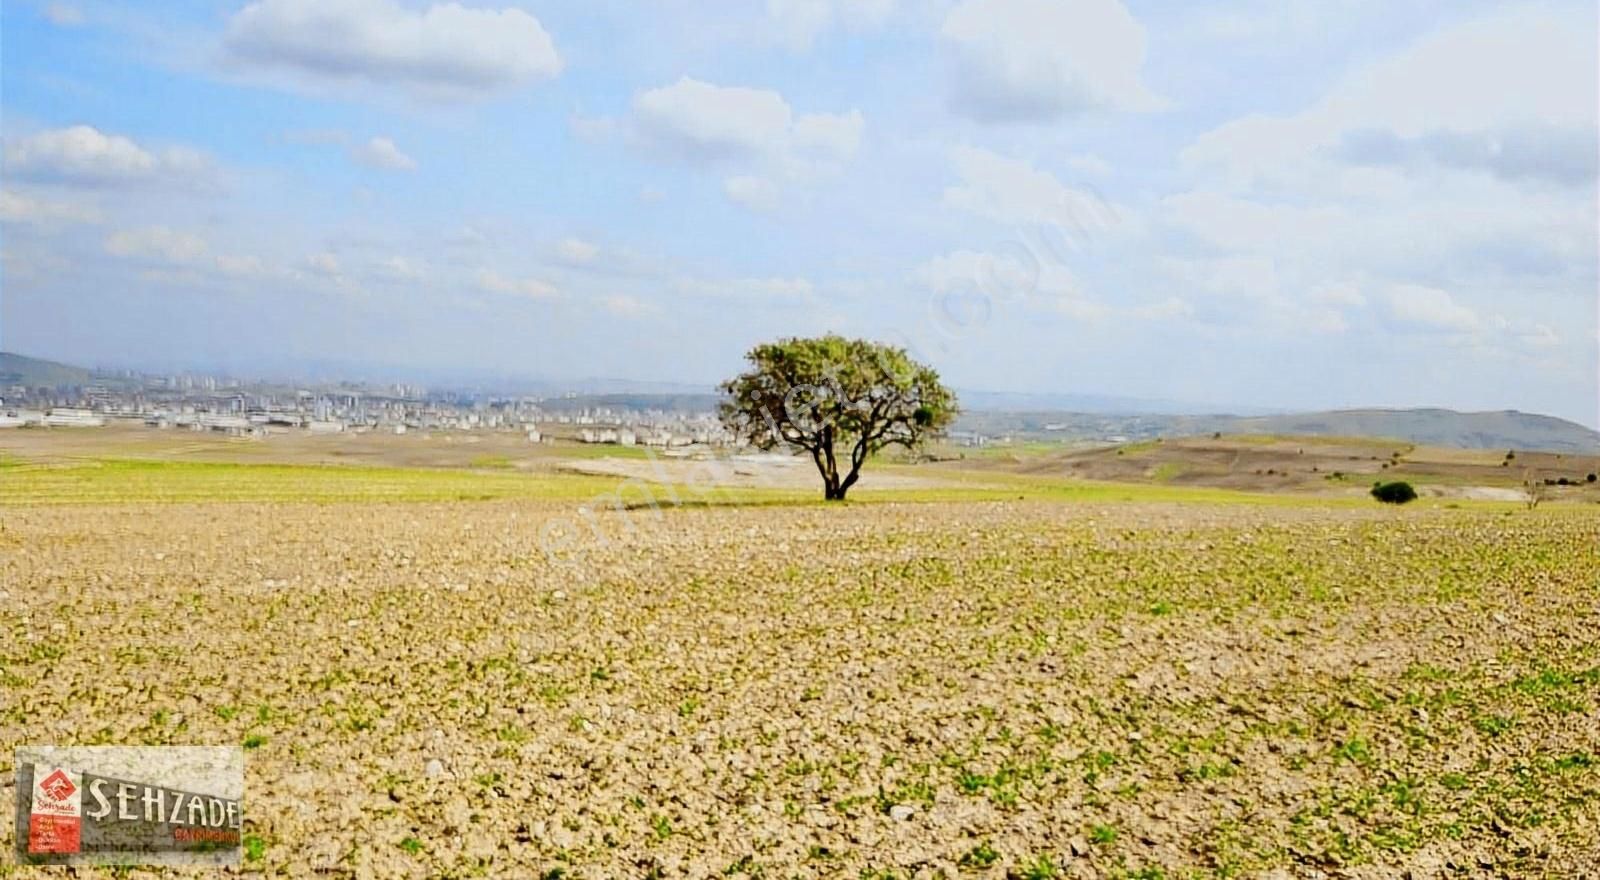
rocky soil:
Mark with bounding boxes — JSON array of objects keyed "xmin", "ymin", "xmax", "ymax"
[{"xmin": 2, "ymin": 500, "xmax": 1597, "ymax": 878}]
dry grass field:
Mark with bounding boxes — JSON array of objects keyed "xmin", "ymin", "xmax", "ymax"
[{"xmin": 2, "ymin": 430, "xmax": 1599, "ymax": 878}]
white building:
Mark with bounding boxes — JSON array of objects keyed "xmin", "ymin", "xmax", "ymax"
[{"xmin": 43, "ymin": 408, "xmax": 106, "ymax": 427}]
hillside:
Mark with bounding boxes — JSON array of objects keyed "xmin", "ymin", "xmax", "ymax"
[
  {"xmin": 1222, "ymin": 408, "xmax": 1600, "ymax": 454},
  {"xmin": 944, "ymin": 434, "xmax": 1600, "ymax": 501},
  {"xmin": 955, "ymin": 408, "xmax": 1600, "ymax": 453},
  {"xmin": 0, "ymin": 351, "xmax": 92, "ymax": 387}
]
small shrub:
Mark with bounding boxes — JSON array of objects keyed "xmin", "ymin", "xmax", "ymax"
[
  {"xmin": 1588, "ymin": 473, "xmax": 1597, "ymax": 483},
  {"xmin": 1370, "ymin": 481, "xmax": 1417, "ymax": 504},
  {"xmin": 959, "ymin": 842, "xmax": 1000, "ymax": 869}
]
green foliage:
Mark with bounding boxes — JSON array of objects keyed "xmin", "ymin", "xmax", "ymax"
[
  {"xmin": 1370, "ymin": 481, "xmax": 1417, "ymax": 504},
  {"xmin": 959, "ymin": 841, "xmax": 1000, "ymax": 869},
  {"xmin": 719, "ymin": 335, "xmax": 957, "ymax": 500}
]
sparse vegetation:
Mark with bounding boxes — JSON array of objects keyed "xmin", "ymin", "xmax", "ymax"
[{"xmin": 2, "ymin": 435, "xmax": 1597, "ymax": 875}]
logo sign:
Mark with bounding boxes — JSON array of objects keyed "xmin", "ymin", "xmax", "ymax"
[{"xmin": 14, "ymin": 747, "xmax": 243, "ymax": 867}]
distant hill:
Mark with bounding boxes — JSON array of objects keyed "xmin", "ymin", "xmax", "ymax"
[
  {"xmin": 955, "ymin": 408, "xmax": 1600, "ymax": 453},
  {"xmin": 1220, "ymin": 408, "xmax": 1600, "ymax": 453},
  {"xmin": 0, "ymin": 352, "xmax": 92, "ymax": 387},
  {"xmin": 4, "ymin": 351, "xmax": 1593, "ymax": 451}
]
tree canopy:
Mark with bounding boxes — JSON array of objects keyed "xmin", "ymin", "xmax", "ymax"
[{"xmin": 719, "ymin": 336, "xmax": 957, "ymax": 500}]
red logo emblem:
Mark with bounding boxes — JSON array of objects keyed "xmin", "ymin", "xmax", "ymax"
[{"xmin": 40, "ymin": 769, "xmax": 76, "ymax": 801}]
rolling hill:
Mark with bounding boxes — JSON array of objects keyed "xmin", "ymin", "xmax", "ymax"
[{"xmin": 0, "ymin": 351, "xmax": 92, "ymax": 387}]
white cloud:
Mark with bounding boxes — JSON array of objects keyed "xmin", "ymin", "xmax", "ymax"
[
  {"xmin": 766, "ymin": 0, "xmax": 895, "ymax": 51},
  {"xmin": 601, "ymin": 293, "xmax": 656, "ymax": 317},
  {"xmin": 1311, "ymin": 282, "xmax": 1366, "ymax": 308},
  {"xmin": 633, "ymin": 78, "xmax": 791, "ymax": 161},
  {"xmin": 478, "ymin": 269, "xmax": 557, "ymax": 300},
  {"xmin": 214, "ymin": 254, "xmax": 267, "ymax": 277},
  {"xmin": 631, "ymin": 77, "xmax": 862, "ymax": 168},
  {"xmin": 723, "ymin": 175, "xmax": 781, "ymax": 212},
  {"xmin": 674, "ymin": 275, "xmax": 815, "ymax": 304},
  {"xmin": 1132, "ymin": 296, "xmax": 1194, "ymax": 321},
  {"xmin": 628, "ymin": 77, "xmax": 863, "ymax": 210},
  {"xmin": 42, "ymin": 3, "xmax": 85, "ymax": 26},
  {"xmin": 105, "ymin": 226, "xmax": 208, "ymax": 264},
  {"xmin": 221, "ymin": 0, "xmax": 563, "ymax": 102},
  {"xmin": 0, "ymin": 189, "xmax": 102, "ymax": 226},
  {"xmin": 944, "ymin": 145, "xmax": 1121, "ymax": 235},
  {"xmin": 1160, "ymin": 255, "xmax": 1280, "ymax": 301},
  {"xmin": 379, "ymin": 255, "xmax": 423, "ymax": 279},
  {"xmin": 914, "ymin": 248, "xmax": 1108, "ymax": 320},
  {"xmin": 306, "ymin": 252, "xmax": 342, "ymax": 276},
  {"xmin": 1065, "ymin": 153, "xmax": 1112, "ymax": 177},
  {"xmin": 555, "ymin": 237, "xmax": 600, "ymax": 265},
  {"xmin": 350, "ymin": 136, "xmax": 416, "ymax": 171},
  {"xmin": 1386, "ymin": 284, "xmax": 1480, "ymax": 332},
  {"xmin": 1517, "ymin": 324, "xmax": 1560, "ymax": 348},
  {"xmin": 1183, "ymin": 7, "xmax": 1598, "ymax": 189},
  {"xmin": 914, "ymin": 248, "xmax": 1039, "ymax": 296},
  {"xmin": 792, "ymin": 110, "xmax": 864, "ymax": 161},
  {"xmin": 4, "ymin": 126, "xmax": 210, "ymax": 187},
  {"xmin": 940, "ymin": 0, "xmax": 1161, "ymax": 122}
]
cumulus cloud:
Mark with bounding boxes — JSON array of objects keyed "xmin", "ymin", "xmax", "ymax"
[
  {"xmin": 349, "ymin": 136, "xmax": 416, "ymax": 171},
  {"xmin": 1386, "ymin": 284, "xmax": 1480, "ymax": 332},
  {"xmin": 1334, "ymin": 124, "xmax": 1597, "ymax": 187},
  {"xmin": 940, "ymin": 0, "xmax": 1161, "ymax": 122},
  {"xmin": 633, "ymin": 78, "xmax": 791, "ymax": 161},
  {"xmin": 628, "ymin": 77, "xmax": 863, "ymax": 211},
  {"xmin": 1158, "ymin": 4, "xmax": 1596, "ymax": 363},
  {"xmin": 105, "ymin": 226, "xmax": 208, "ymax": 264},
  {"xmin": 1183, "ymin": 7, "xmax": 1597, "ymax": 189},
  {"xmin": 943, "ymin": 145, "xmax": 1120, "ymax": 235},
  {"xmin": 221, "ymin": 0, "xmax": 563, "ymax": 102},
  {"xmin": 4, "ymin": 126, "xmax": 211, "ymax": 188},
  {"xmin": 631, "ymin": 77, "xmax": 862, "ymax": 168},
  {"xmin": 913, "ymin": 248, "xmax": 1040, "ymax": 297}
]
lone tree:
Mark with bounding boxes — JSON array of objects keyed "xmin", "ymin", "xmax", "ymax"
[{"xmin": 719, "ymin": 335, "xmax": 956, "ymax": 501}]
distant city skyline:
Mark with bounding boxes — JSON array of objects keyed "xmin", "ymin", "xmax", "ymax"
[{"xmin": 2, "ymin": 0, "xmax": 1596, "ymax": 427}]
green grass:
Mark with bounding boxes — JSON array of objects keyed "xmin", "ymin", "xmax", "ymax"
[
  {"xmin": 0, "ymin": 457, "xmax": 639, "ymax": 505},
  {"xmin": 0, "ymin": 452, "xmax": 1541, "ymax": 511}
]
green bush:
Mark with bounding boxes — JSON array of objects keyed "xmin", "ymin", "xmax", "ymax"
[{"xmin": 1370, "ymin": 481, "xmax": 1417, "ymax": 504}]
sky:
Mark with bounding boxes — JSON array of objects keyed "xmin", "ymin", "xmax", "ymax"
[{"xmin": 1, "ymin": 0, "xmax": 1596, "ymax": 425}]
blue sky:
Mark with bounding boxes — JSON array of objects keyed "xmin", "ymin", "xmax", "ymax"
[{"xmin": 2, "ymin": 0, "xmax": 1596, "ymax": 425}]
